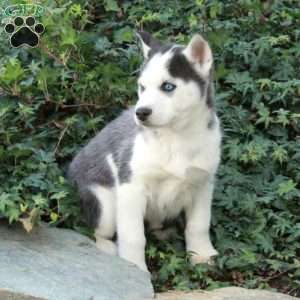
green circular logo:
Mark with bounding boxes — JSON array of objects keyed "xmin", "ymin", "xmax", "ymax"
[{"xmin": 3, "ymin": 4, "xmax": 44, "ymax": 18}]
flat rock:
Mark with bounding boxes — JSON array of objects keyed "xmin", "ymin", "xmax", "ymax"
[
  {"xmin": 0, "ymin": 289, "xmax": 46, "ymax": 300},
  {"xmin": 153, "ymin": 287, "xmax": 298, "ymax": 300},
  {"xmin": 0, "ymin": 222, "xmax": 153, "ymax": 300}
]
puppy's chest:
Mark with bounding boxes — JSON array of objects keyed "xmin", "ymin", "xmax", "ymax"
[
  {"xmin": 137, "ymin": 135, "xmax": 205, "ymax": 221},
  {"xmin": 145, "ymin": 170, "xmax": 196, "ymax": 222},
  {"xmin": 138, "ymin": 132, "xmax": 206, "ymax": 181}
]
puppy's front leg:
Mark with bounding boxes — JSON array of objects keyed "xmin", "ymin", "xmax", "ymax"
[
  {"xmin": 117, "ymin": 183, "xmax": 148, "ymax": 272},
  {"xmin": 185, "ymin": 179, "xmax": 218, "ymax": 265}
]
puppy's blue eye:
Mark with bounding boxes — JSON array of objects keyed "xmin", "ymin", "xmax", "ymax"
[{"xmin": 161, "ymin": 82, "xmax": 176, "ymax": 92}]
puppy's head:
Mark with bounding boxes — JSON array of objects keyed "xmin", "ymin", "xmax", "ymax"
[{"xmin": 135, "ymin": 31, "xmax": 214, "ymax": 128}]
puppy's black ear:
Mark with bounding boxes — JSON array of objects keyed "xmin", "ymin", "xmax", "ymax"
[{"xmin": 136, "ymin": 31, "xmax": 162, "ymax": 59}]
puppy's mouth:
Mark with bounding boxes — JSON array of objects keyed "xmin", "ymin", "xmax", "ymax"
[
  {"xmin": 138, "ymin": 119, "xmax": 152, "ymax": 127},
  {"xmin": 134, "ymin": 115, "xmax": 156, "ymax": 128}
]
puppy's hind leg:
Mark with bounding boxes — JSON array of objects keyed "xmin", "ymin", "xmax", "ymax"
[{"xmin": 84, "ymin": 185, "xmax": 117, "ymax": 255}]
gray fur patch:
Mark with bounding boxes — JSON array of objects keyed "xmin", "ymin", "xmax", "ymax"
[
  {"xmin": 137, "ymin": 31, "xmax": 174, "ymax": 59},
  {"xmin": 168, "ymin": 47, "xmax": 206, "ymax": 96},
  {"xmin": 113, "ymin": 142, "xmax": 133, "ymax": 184},
  {"xmin": 139, "ymin": 43, "xmax": 175, "ymax": 75},
  {"xmin": 68, "ymin": 108, "xmax": 138, "ymax": 227},
  {"xmin": 79, "ymin": 187, "xmax": 101, "ymax": 228},
  {"xmin": 207, "ymin": 114, "xmax": 215, "ymax": 129},
  {"xmin": 68, "ymin": 108, "xmax": 137, "ymax": 187},
  {"xmin": 148, "ymin": 43, "xmax": 174, "ymax": 59},
  {"xmin": 206, "ymin": 77, "xmax": 214, "ymax": 108}
]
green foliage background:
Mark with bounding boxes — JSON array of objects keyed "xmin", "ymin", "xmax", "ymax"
[{"xmin": 0, "ymin": 0, "xmax": 299, "ymax": 296}]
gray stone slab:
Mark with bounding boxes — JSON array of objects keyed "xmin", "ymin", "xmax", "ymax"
[
  {"xmin": 0, "ymin": 289, "xmax": 46, "ymax": 300},
  {"xmin": 0, "ymin": 222, "xmax": 154, "ymax": 300},
  {"xmin": 153, "ymin": 287, "xmax": 298, "ymax": 300}
]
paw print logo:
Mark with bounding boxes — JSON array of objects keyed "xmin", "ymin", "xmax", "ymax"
[{"xmin": 4, "ymin": 16, "xmax": 45, "ymax": 48}]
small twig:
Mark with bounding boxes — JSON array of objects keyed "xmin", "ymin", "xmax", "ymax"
[
  {"xmin": 61, "ymin": 103, "xmax": 103, "ymax": 108},
  {"xmin": 263, "ymin": 269, "xmax": 292, "ymax": 282},
  {"xmin": 54, "ymin": 125, "xmax": 69, "ymax": 155},
  {"xmin": 45, "ymin": 98, "xmax": 105, "ymax": 109},
  {"xmin": 52, "ymin": 120, "xmax": 64, "ymax": 129}
]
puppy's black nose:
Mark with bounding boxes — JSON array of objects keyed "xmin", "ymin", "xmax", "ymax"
[{"xmin": 136, "ymin": 107, "xmax": 152, "ymax": 121}]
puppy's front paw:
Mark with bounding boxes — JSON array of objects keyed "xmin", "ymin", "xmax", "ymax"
[
  {"xmin": 96, "ymin": 238, "xmax": 117, "ymax": 256},
  {"xmin": 189, "ymin": 249, "xmax": 218, "ymax": 266}
]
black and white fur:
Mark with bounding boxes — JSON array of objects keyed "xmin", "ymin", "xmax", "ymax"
[{"xmin": 68, "ymin": 32, "xmax": 222, "ymax": 272}]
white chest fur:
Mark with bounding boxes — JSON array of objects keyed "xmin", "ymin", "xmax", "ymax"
[{"xmin": 130, "ymin": 118, "xmax": 221, "ymax": 225}]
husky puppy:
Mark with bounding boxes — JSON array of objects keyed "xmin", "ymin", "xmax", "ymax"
[{"xmin": 68, "ymin": 31, "xmax": 222, "ymax": 272}]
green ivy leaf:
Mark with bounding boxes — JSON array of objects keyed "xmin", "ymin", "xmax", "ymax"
[
  {"xmin": 103, "ymin": 0, "xmax": 119, "ymax": 12},
  {"xmin": 114, "ymin": 27, "xmax": 134, "ymax": 44},
  {"xmin": 1, "ymin": 59, "xmax": 24, "ymax": 84},
  {"xmin": 277, "ymin": 180, "xmax": 297, "ymax": 196}
]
